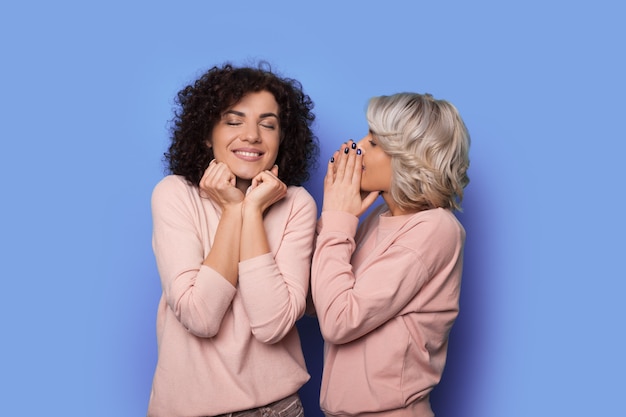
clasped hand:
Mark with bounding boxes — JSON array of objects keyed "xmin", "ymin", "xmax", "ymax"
[
  {"xmin": 322, "ymin": 140, "xmax": 379, "ymax": 217},
  {"xmin": 199, "ymin": 160, "xmax": 286, "ymax": 213}
]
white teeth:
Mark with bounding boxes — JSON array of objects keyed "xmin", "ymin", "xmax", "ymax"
[{"xmin": 235, "ymin": 151, "xmax": 261, "ymax": 157}]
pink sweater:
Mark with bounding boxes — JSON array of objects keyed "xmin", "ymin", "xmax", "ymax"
[
  {"xmin": 312, "ymin": 205, "xmax": 465, "ymax": 417},
  {"xmin": 147, "ymin": 175, "xmax": 317, "ymax": 417}
]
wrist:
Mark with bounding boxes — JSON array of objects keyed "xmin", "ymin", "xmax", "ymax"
[
  {"xmin": 241, "ymin": 201, "xmax": 265, "ymax": 218},
  {"xmin": 221, "ymin": 202, "xmax": 244, "ymax": 216}
]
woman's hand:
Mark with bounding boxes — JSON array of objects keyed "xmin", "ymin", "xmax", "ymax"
[
  {"xmin": 199, "ymin": 160, "xmax": 245, "ymax": 208},
  {"xmin": 322, "ymin": 140, "xmax": 379, "ymax": 217},
  {"xmin": 239, "ymin": 165, "xmax": 286, "ymax": 262},
  {"xmin": 244, "ymin": 165, "xmax": 287, "ymax": 213}
]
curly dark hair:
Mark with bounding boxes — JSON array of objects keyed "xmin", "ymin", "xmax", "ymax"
[{"xmin": 164, "ymin": 62, "xmax": 318, "ymax": 186}]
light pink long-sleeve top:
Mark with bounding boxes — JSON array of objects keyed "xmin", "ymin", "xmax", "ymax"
[
  {"xmin": 312, "ymin": 205, "xmax": 465, "ymax": 417},
  {"xmin": 147, "ymin": 175, "xmax": 316, "ymax": 417}
]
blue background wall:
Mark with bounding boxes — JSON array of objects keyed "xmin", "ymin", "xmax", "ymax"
[{"xmin": 1, "ymin": 1, "xmax": 624, "ymax": 416}]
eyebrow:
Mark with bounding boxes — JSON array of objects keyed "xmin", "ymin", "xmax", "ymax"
[{"xmin": 224, "ymin": 110, "xmax": 279, "ymax": 119}]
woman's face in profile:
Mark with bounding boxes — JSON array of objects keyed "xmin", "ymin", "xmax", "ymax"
[
  {"xmin": 210, "ymin": 90, "xmax": 281, "ymax": 181},
  {"xmin": 356, "ymin": 132, "xmax": 392, "ymax": 193}
]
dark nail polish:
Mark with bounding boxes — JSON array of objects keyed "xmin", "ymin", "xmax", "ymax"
[
  {"xmin": 351, "ymin": 142, "xmax": 357, "ymax": 149},
  {"xmin": 356, "ymin": 148, "xmax": 362, "ymax": 155},
  {"xmin": 344, "ymin": 147, "xmax": 349, "ymax": 154},
  {"xmin": 330, "ymin": 157, "xmax": 335, "ymax": 163}
]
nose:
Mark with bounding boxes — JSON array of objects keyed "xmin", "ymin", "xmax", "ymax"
[
  {"xmin": 241, "ymin": 124, "xmax": 260, "ymax": 143},
  {"xmin": 356, "ymin": 135, "xmax": 368, "ymax": 151}
]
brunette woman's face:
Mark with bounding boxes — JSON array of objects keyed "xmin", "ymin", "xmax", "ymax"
[
  {"xmin": 210, "ymin": 91, "xmax": 280, "ymax": 181},
  {"xmin": 356, "ymin": 132, "xmax": 392, "ymax": 193}
]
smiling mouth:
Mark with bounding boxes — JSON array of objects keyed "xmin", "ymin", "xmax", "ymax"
[{"xmin": 234, "ymin": 150, "xmax": 263, "ymax": 157}]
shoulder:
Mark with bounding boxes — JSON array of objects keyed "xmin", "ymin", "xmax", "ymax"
[
  {"xmin": 284, "ymin": 185, "xmax": 317, "ymax": 213},
  {"xmin": 418, "ymin": 208, "xmax": 464, "ymax": 232},
  {"xmin": 286, "ymin": 185, "xmax": 315, "ymax": 203},
  {"xmin": 401, "ymin": 208, "xmax": 465, "ymax": 249},
  {"xmin": 266, "ymin": 186, "xmax": 317, "ymax": 229},
  {"xmin": 410, "ymin": 207, "xmax": 462, "ymax": 230},
  {"xmin": 151, "ymin": 175, "xmax": 198, "ymax": 208},
  {"xmin": 153, "ymin": 174, "xmax": 191, "ymax": 193}
]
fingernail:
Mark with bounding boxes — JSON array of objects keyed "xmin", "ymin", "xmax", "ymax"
[
  {"xmin": 330, "ymin": 157, "xmax": 335, "ymax": 163},
  {"xmin": 351, "ymin": 142, "xmax": 357, "ymax": 149},
  {"xmin": 344, "ymin": 147, "xmax": 349, "ymax": 154},
  {"xmin": 356, "ymin": 149, "xmax": 362, "ymax": 155}
]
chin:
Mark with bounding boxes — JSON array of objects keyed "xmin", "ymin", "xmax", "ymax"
[{"xmin": 233, "ymin": 166, "xmax": 263, "ymax": 178}]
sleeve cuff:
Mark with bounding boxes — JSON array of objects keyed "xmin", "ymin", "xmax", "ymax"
[
  {"xmin": 238, "ymin": 252, "xmax": 275, "ymax": 275},
  {"xmin": 318, "ymin": 210, "xmax": 359, "ymax": 236}
]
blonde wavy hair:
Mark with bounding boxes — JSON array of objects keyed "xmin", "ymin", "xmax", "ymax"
[{"xmin": 366, "ymin": 92, "xmax": 470, "ymax": 211}]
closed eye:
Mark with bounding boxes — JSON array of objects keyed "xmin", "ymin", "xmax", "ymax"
[
  {"xmin": 259, "ymin": 113, "xmax": 279, "ymax": 130},
  {"xmin": 368, "ymin": 129, "xmax": 378, "ymax": 146}
]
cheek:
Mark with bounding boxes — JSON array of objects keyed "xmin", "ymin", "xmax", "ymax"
[{"xmin": 267, "ymin": 137, "xmax": 281, "ymax": 156}]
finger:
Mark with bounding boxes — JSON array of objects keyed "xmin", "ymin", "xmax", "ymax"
[
  {"xmin": 252, "ymin": 169, "xmax": 278, "ymax": 191},
  {"xmin": 270, "ymin": 164, "xmax": 279, "ymax": 177},
  {"xmin": 326, "ymin": 147, "xmax": 342, "ymax": 183},
  {"xmin": 344, "ymin": 142, "xmax": 358, "ymax": 184},
  {"xmin": 362, "ymin": 191, "xmax": 380, "ymax": 208},
  {"xmin": 253, "ymin": 169, "xmax": 270, "ymax": 184},
  {"xmin": 227, "ymin": 171, "xmax": 237, "ymax": 187},
  {"xmin": 324, "ymin": 148, "xmax": 342, "ymax": 189},
  {"xmin": 351, "ymin": 146, "xmax": 363, "ymax": 185},
  {"xmin": 201, "ymin": 162, "xmax": 215, "ymax": 185},
  {"xmin": 207, "ymin": 163, "xmax": 234, "ymax": 188},
  {"xmin": 212, "ymin": 162, "xmax": 235, "ymax": 186},
  {"xmin": 334, "ymin": 142, "xmax": 351, "ymax": 181},
  {"xmin": 325, "ymin": 155, "xmax": 335, "ymax": 186},
  {"xmin": 355, "ymin": 191, "xmax": 381, "ymax": 217}
]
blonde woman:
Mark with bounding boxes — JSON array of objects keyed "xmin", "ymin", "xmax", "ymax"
[{"xmin": 312, "ymin": 93, "xmax": 470, "ymax": 417}]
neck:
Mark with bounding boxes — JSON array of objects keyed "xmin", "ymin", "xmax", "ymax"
[
  {"xmin": 381, "ymin": 192, "xmax": 420, "ymax": 216},
  {"xmin": 236, "ymin": 178, "xmax": 252, "ymax": 194}
]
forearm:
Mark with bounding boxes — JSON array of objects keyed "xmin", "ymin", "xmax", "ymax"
[
  {"xmin": 203, "ymin": 203, "xmax": 243, "ymax": 287},
  {"xmin": 238, "ymin": 204, "xmax": 292, "ymax": 343},
  {"xmin": 313, "ymin": 233, "xmax": 427, "ymax": 344},
  {"xmin": 311, "ymin": 230, "xmax": 360, "ymax": 343},
  {"xmin": 238, "ymin": 190, "xmax": 317, "ymax": 343},
  {"xmin": 164, "ymin": 266, "xmax": 237, "ymax": 337},
  {"xmin": 238, "ymin": 255, "xmax": 304, "ymax": 343},
  {"xmin": 152, "ymin": 177, "xmax": 239, "ymax": 337},
  {"xmin": 240, "ymin": 203, "xmax": 271, "ymax": 261}
]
